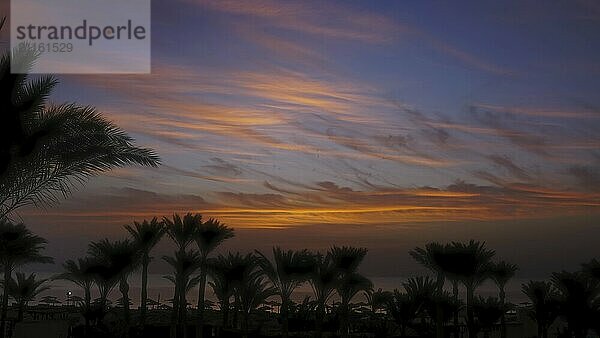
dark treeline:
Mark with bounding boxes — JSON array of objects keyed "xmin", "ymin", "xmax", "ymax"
[{"xmin": 0, "ymin": 215, "xmax": 599, "ymax": 338}]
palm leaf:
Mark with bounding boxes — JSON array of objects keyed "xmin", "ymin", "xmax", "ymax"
[{"xmin": 0, "ymin": 51, "xmax": 160, "ymax": 219}]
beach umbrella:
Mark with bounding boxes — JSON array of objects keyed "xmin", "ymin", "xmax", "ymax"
[
  {"xmin": 146, "ymin": 298, "xmax": 160, "ymax": 308},
  {"xmin": 167, "ymin": 298, "xmax": 192, "ymax": 307},
  {"xmin": 202, "ymin": 299, "xmax": 215, "ymax": 310},
  {"xmin": 40, "ymin": 296, "xmax": 62, "ymax": 306},
  {"xmin": 116, "ymin": 297, "xmax": 134, "ymax": 307},
  {"xmin": 158, "ymin": 304, "xmax": 172, "ymax": 310}
]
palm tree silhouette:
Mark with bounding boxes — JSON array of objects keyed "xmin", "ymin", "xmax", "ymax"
[
  {"xmin": 386, "ymin": 276, "xmax": 437, "ymax": 337},
  {"xmin": 472, "ymin": 296, "xmax": 504, "ymax": 338},
  {"xmin": 336, "ymin": 272, "xmax": 373, "ymax": 338},
  {"xmin": 448, "ymin": 240, "xmax": 495, "ymax": 338},
  {"xmin": 55, "ymin": 257, "xmax": 97, "ymax": 335},
  {"xmin": 208, "ymin": 253, "xmax": 239, "ymax": 330},
  {"xmin": 488, "ymin": 261, "xmax": 518, "ymax": 338},
  {"xmin": 309, "ymin": 252, "xmax": 338, "ymax": 338},
  {"xmin": 88, "ymin": 238, "xmax": 140, "ymax": 337},
  {"xmin": 329, "ymin": 246, "xmax": 367, "ymax": 275},
  {"xmin": 0, "ymin": 50, "xmax": 160, "ymax": 220},
  {"xmin": 427, "ymin": 291, "xmax": 463, "ymax": 335},
  {"xmin": 0, "ymin": 220, "xmax": 52, "ymax": 338},
  {"xmin": 404, "ymin": 276, "xmax": 438, "ymax": 334},
  {"xmin": 365, "ymin": 288, "xmax": 392, "ymax": 315},
  {"xmin": 365, "ymin": 289, "xmax": 393, "ymax": 337},
  {"xmin": 328, "ymin": 246, "xmax": 370, "ymax": 338},
  {"xmin": 440, "ymin": 243, "xmax": 473, "ymax": 337},
  {"xmin": 385, "ymin": 289, "xmax": 419, "ymax": 338},
  {"xmin": 124, "ymin": 217, "xmax": 166, "ymax": 328},
  {"xmin": 304, "ymin": 246, "xmax": 367, "ymax": 338},
  {"xmin": 56, "ymin": 258, "xmax": 95, "ymax": 309},
  {"xmin": 551, "ymin": 271, "xmax": 599, "ymax": 338},
  {"xmin": 164, "ymin": 213, "xmax": 201, "ymax": 253},
  {"xmin": 231, "ymin": 253, "xmax": 275, "ymax": 338},
  {"xmin": 164, "ymin": 213, "xmax": 202, "ymax": 338},
  {"xmin": 582, "ymin": 258, "xmax": 600, "ymax": 281},
  {"xmin": 522, "ymin": 280, "xmax": 559, "ymax": 338},
  {"xmin": 163, "ymin": 249, "xmax": 203, "ymax": 338},
  {"xmin": 581, "ymin": 258, "xmax": 600, "ymax": 336},
  {"xmin": 410, "ymin": 242, "xmax": 450, "ymax": 338},
  {"xmin": 256, "ymin": 247, "xmax": 314, "ymax": 338},
  {"xmin": 208, "ymin": 252, "xmax": 267, "ymax": 336},
  {"xmin": 7, "ymin": 272, "xmax": 50, "ymax": 322},
  {"xmin": 194, "ymin": 218, "xmax": 234, "ymax": 338}
]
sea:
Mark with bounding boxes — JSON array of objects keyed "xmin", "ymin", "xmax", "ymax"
[{"xmin": 32, "ymin": 273, "xmax": 531, "ymax": 308}]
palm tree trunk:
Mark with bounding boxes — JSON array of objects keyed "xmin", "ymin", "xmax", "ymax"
[
  {"xmin": 17, "ymin": 302, "xmax": 24, "ymax": 322},
  {"xmin": 0, "ymin": 265, "xmax": 12, "ymax": 338},
  {"xmin": 120, "ymin": 277, "xmax": 131, "ymax": 338},
  {"xmin": 314, "ymin": 298, "xmax": 324, "ymax": 338},
  {"xmin": 241, "ymin": 311, "xmax": 249, "ymax": 338},
  {"xmin": 170, "ymin": 281, "xmax": 179, "ymax": 338},
  {"xmin": 466, "ymin": 285, "xmax": 475, "ymax": 338},
  {"xmin": 178, "ymin": 278, "xmax": 188, "ymax": 338},
  {"xmin": 84, "ymin": 284, "xmax": 91, "ymax": 338},
  {"xmin": 452, "ymin": 280, "xmax": 459, "ymax": 338},
  {"xmin": 340, "ymin": 300, "xmax": 349, "ymax": 338},
  {"xmin": 542, "ymin": 325, "xmax": 548, "ymax": 338},
  {"xmin": 281, "ymin": 296, "xmax": 290, "ymax": 338},
  {"xmin": 499, "ymin": 287, "xmax": 506, "ymax": 338},
  {"xmin": 435, "ymin": 274, "xmax": 445, "ymax": 338},
  {"xmin": 179, "ymin": 279, "xmax": 188, "ymax": 338},
  {"xmin": 196, "ymin": 260, "xmax": 207, "ymax": 338},
  {"xmin": 232, "ymin": 294, "xmax": 240, "ymax": 329},
  {"xmin": 221, "ymin": 299, "xmax": 229, "ymax": 329},
  {"xmin": 140, "ymin": 253, "xmax": 149, "ymax": 328},
  {"xmin": 99, "ymin": 284, "xmax": 110, "ymax": 316},
  {"xmin": 435, "ymin": 303, "xmax": 444, "ymax": 338}
]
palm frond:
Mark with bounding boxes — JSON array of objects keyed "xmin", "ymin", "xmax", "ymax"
[
  {"xmin": 0, "ymin": 54, "xmax": 160, "ymax": 219},
  {"xmin": 8, "ymin": 272, "xmax": 50, "ymax": 303}
]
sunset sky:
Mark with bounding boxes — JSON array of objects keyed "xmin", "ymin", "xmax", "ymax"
[{"xmin": 4, "ymin": 0, "xmax": 600, "ymax": 278}]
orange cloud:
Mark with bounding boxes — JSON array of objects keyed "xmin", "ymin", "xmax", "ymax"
[{"xmin": 21, "ymin": 178, "xmax": 600, "ymax": 231}]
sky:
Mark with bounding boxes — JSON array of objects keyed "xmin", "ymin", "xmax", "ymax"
[{"xmin": 2, "ymin": 0, "xmax": 600, "ymax": 278}]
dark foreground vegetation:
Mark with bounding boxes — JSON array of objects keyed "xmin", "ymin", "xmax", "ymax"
[{"xmin": 0, "ymin": 216, "xmax": 599, "ymax": 338}]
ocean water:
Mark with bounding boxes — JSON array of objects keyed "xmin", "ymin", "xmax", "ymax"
[{"xmin": 33, "ymin": 273, "xmax": 531, "ymax": 308}]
